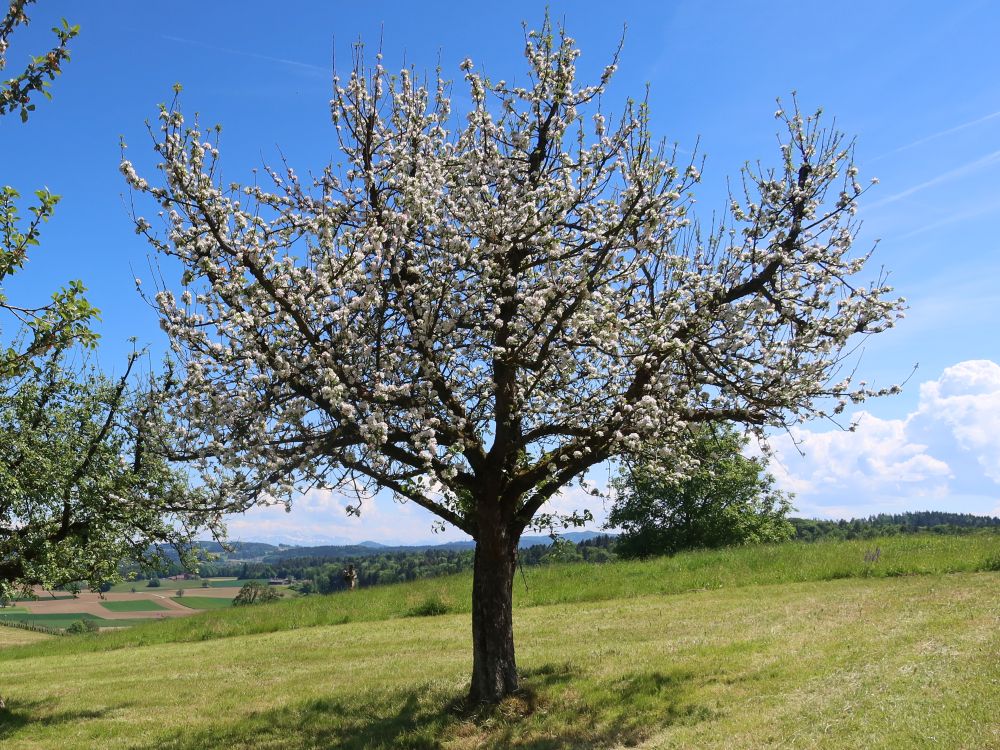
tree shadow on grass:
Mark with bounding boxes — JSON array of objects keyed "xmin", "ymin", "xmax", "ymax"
[
  {"xmin": 146, "ymin": 664, "xmax": 714, "ymax": 749},
  {"xmin": 0, "ymin": 697, "xmax": 107, "ymax": 741}
]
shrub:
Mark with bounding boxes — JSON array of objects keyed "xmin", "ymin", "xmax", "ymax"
[
  {"xmin": 66, "ymin": 619, "xmax": 98, "ymax": 634},
  {"xmin": 233, "ymin": 581, "xmax": 280, "ymax": 606},
  {"xmin": 146, "ymin": 577, "xmax": 161, "ymax": 588},
  {"xmin": 978, "ymin": 553, "xmax": 1000, "ymax": 572}
]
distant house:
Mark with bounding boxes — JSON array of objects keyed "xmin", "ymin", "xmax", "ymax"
[
  {"xmin": 167, "ymin": 573, "xmax": 195, "ymax": 581},
  {"xmin": 268, "ymin": 578, "xmax": 291, "ymax": 586}
]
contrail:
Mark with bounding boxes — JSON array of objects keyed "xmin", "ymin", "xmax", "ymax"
[
  {"xmin": 873, "ymin": 109, "xmax": 1000, "ymax": 161},
  {"xmin": 161, "ymin": 34, "xmax": 329, "ymax": 75},
  {"xmin": 897, "ymin": 196, "xmax": 1000, "ymax": 239},
  {"xmin": 867, "ymin": 148, "xmax": 1000, "ymax": 209}
]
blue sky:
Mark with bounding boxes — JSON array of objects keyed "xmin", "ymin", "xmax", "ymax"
[{"xmin": 3, "ymin": 1, "xmax": 998, "ymax": 544}]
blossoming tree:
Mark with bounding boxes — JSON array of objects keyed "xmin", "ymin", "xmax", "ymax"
[{"xmin": 123, "ymin": 22, "xmax": 903, "ymax": 703}]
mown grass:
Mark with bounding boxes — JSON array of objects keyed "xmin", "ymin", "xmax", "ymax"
[
  {"xmin": 0, "ymin": 613, "xmax": 106, "ymax": 630},
  {"xmin": 100, "ymin": 600, "xmax": 169, "ymax": 613},
  {"xmin": 172, "ymin": 596, "xmax": 233, "ymax": 610},
  {"xmin": 0, "ymin": 626, "xmax": 52, "ymax": 648},
  {"xmin": 0, "ymin": 572, "xmax": 996, "ymax": 748},
  {"xmin": 0, "ymin": 613, "xmax": 162, "ymax": 631},
  {"xmin": 2, "ymin": 533, "xmax": 995, "ymax": 662}
]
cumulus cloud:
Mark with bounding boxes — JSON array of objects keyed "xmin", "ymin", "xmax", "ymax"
[
  {"xmin": 225, "ymin": 485, "xmax": 471, "ymax": 546},
  {"xmin": 918, "ymin": 360, "xmax": 1000, "ymax": 482},
  {"xmin": 224, "ymin": 360, "xmax": 1000, "ymax": 543},
  {"xmin": 769, "ymin": 360, "xmax": 1000, "ymax": 518}
]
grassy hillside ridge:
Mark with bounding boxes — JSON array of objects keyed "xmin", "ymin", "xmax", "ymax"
[
  {"xmin": 3, "ymin": 533, "xmax": 996, "ymax": 662},
  {"xmin": 1, "ymin": 573, "xmax": 996, "ymax": 748}
]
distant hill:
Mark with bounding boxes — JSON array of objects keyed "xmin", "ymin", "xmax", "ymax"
[
  {"xmin": 262, "ymin": 530, "xmax": 608, "ymax": 562},
  {"xmin": 790, "ymin": 511, "xmax": 1000, "ymax": 542},
  {"xmin": 159, "ymin": 513, "xmax": 1000, "ymax": 564},
  {"xmin": 193, "ymin": 541, "xmax": 286, "ymax": 559},
  {"xmin": 153, "ymin": 540, "xmax": 287, "ymax": 564}
]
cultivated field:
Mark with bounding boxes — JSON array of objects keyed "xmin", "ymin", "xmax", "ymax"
[
  {"xmin": 7, "ymin": 590, "xmax": 239, "ymax": 619},
  {"xmin": 0, "ymin": 535, "xmax": 997, "ymax": 748},
  {"xmin": 105, "ymin": 577, "xmax": 266, "ymax": 593},
  {"xmin": 0, "ymin": 580, "xmax": 250, "ymax": 631}
]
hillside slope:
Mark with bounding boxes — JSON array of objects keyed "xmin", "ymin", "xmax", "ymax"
[
  {"xmin": 0, "ymin": 572, "xmax": 997, "ymax": 749},
  {"xmin": 4, "ymin": 533, "xmax": 996, "ymax": 660}
]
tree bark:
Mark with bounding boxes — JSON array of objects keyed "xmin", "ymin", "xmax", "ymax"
[{"xmin": 468, "ymin": 519, "xmax": 519, "ymax": 704}]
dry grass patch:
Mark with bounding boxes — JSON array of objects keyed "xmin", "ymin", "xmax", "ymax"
[{"xmin": 0, "ymin": 627, "xmax": 53, "ymax": 649}]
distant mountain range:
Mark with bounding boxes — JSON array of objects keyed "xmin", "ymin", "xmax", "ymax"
[{"xmin": 183, "ymin": 531, "xmax": 611, "ymax": 562}]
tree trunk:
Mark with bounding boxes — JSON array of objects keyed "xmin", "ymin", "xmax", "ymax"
[{"xmin": 468, "ymin": 522, "xmax": 519, "ymax": 704}]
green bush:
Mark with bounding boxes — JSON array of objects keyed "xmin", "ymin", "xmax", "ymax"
[
  {"xmin": 977, "ymin": 553, "xmax": 1000, "ymax": 572},
  {"xmin": 146, "ymin": 578, "xmax": 161, "ymax": 588},
  {"xmin": 66, "ymin": 619, "xmax": 98, "ymax": 634},
  {"xmin": 233, "ymin": 581, "xmax": 280, "ymax": 606}
]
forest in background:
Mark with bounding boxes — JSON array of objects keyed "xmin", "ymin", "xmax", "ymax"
[{"xmin": 110, "ymin": 511, "xmax": 1000, "ymax": 594}]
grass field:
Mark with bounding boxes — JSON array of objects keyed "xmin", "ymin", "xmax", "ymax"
[
  {"xmin": 0, "ymin": 613, "xmax": 162, "ymax": 631},
  {"xmin": 99, "ymin": 600, "xmax": 169, "ymax": 613},
  {"xmin": 5, "ymin": 533, "xmax": 994, "ymax": 659},
  {"xmin": 0, "ymin": 627, "xmax": 52, "ymax": 648},
  {"xmin": 172, "ymin": 596, "xmax": 234, "ymax": 610},
  {"xmin": 107, "ymin": 578, "xmax": 265, "ymax": 593},
  {"xmin": 0, "ymin": 534, "xmax": 996, "ymax": 748}
]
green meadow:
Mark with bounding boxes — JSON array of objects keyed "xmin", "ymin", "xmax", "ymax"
[
  {"xmin": 0, "ymin": 613, "xmax": 162, "ymax": 631},
  {"xmin": 100, "ymin": 600, "xmax": 169, "ymax": 613},
  {"xmin": 0, "ymin": 534, "xmax": 997, "ymax": 748}
]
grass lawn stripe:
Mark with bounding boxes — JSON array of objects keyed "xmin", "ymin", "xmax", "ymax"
[{"xmin": 100, "ymin": 600, "xmax": 169, "ymax": 613}]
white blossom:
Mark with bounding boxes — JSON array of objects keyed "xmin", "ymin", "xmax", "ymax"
[{"xmin": 123, "ymin": 25, "xmax": 904, "ymax": 542}]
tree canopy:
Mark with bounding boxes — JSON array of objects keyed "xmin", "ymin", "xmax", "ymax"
[
  {"xmin": 123, "ymin": 19, "xmax": 904, "ymax": 703},
  {"xmin": 1, "ymin": 0, "xmax": 95, "ymax": 378},
  {"xmin": 0, "ymin": 351, "xmax": 218, "ymax": 599},
  {"xmin": 0, "ymin": 2, "xmax": 224, "ymax": 601},
  {"xmin": 608, "ymin": 423, "xmax": 794, "ymax": 558}
]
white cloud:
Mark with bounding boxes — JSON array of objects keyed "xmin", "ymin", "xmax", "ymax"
[
  {"xmin": 225, "ymin": 485, "xmax": 471, "ymax": 546},
  {"xmin": 224, "ymin": 360, "xmax": 1000, "ymax": 543},
  {"xmin": 534, "ymin": 482, "xmax": 613, "ymax": 531},
  {"xmin": 770, "ymin": 359, "xmax": 1000, "ymax": 518},
  {"xmin": 918, "ymin": 360, "xmax": 1000, "ymax": 482}
]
